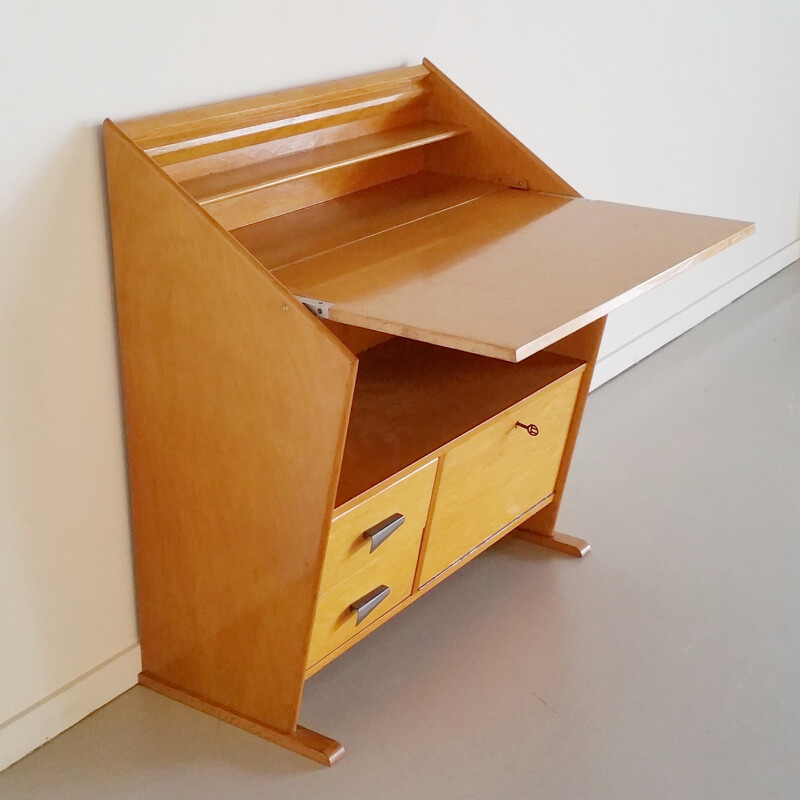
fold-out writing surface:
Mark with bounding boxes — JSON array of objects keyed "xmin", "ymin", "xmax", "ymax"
[{"xmin": 276, "ymin": 188, "xmax": 753, "ymax": 361}]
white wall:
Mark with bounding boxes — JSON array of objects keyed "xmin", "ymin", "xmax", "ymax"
[{"xmin": 1, "ymin": 0, "xmax": 798, "ymax": 771}]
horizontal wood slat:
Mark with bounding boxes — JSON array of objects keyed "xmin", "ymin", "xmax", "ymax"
[
  {"xmin": 203, "ymin": 149, "xmax": 425, "ymax": 230},
  {"xmin": 161, "ymin": 99, "xmax": 428, "ymax": 181},
  {"xmin": 153, "ymin": 85, "xmax": 431, "ymax": 167},
  {"xmin": 183, "ymin": 121, "xmax": 469, "ymax": 205},
  {"xmin": 120, "ymin": 65, "xmax": 430, "ymax": 149}
]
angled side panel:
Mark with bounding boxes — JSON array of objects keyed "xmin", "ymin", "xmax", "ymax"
[
  {"xmin": 104, "ymin": 122, "xmax": 357, "ymax": 733},
  {"xmin": 517, "ymin": 317, "xmax": 606, "ymax": 541},
  {"xmin": 422, "ymin": 58, "xmax": 580, "ymax": 197}
]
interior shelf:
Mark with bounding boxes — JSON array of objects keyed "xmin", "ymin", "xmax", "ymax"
[
  {"xmin": 181, "ymin": 121, "xmax": 468, "ymax": 204},
  {"xmin": 335, "ymin": 337, "xmax": 584, "ymax": 505},
  {"xmin": 232, "ymin": 171, "xmax": 501, "ymax": 270}
]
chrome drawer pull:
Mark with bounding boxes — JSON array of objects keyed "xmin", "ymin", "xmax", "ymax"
[
  {"xmin": 515, "ymin": 421, "xmax": 539, "ymax": 436},
  {"xmin": 362, "ymin": 513, "xmax": 405, "ymax": 552},
  {"xmin": 350, "ymin": 585, "xmax": 391, "ymax": 625}
]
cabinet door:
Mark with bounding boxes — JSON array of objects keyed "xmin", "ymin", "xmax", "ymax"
[{"xmin": 418, "ymin": 367, "xmax": 583, "ymax": 586}]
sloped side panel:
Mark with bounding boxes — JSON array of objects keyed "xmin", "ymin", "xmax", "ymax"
[
  {"xmin": 422, "ymin": 58, "xmax": 580, "ymax": 197},
  {"xmin": 104, "ymin": 122, "xmax": 356, "ymax": 733}
]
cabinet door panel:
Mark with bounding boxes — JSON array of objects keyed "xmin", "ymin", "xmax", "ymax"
[{"xmin": 419, "ymin": 367, "xmax": 584, "ymax": 585}]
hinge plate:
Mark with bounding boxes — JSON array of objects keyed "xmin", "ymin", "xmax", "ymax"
[{"xmin": 296, "ymin": 295, "xmax": 334, "ymax": 319}]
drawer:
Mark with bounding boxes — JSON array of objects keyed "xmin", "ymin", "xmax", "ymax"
[
  {"xmin": 318, "ymin": 460, "xmax": 437, "ymax": 594},
  {"xmin": 307, "ymin": 461, "xmax": 437, "ymax": 667},
  {"xmin": 307, "ymin": 543, "xmax": 417, "ymax": 667},
  {"xmin": 418, "ymin": 366, "xmax": 584, "ymax": 586}
]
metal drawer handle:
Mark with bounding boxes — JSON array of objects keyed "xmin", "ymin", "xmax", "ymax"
[
  {"xmin": 362, "ymin": 513, "xmax": 405, "ymax": 552},
  {"xmin": 350, "ymin": 585, "xmax": 391, "ymax": 625},
  {"xmin": 515, "ymin": 421, "xmax": 539, "ymax": 436}
]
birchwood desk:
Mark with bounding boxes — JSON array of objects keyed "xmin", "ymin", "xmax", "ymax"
[{"xmin": 104, "ymin": 60, "xmax": 753, "ymax": 765}]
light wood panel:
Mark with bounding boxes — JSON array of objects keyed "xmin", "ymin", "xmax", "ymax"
[
  {"xmin": 104, "ymin": 121, "xmax": 357, "ymax": 735},
  {"xmin": 321, "ymin": 461, "xmax": 436, "ymax": 593},
  {"xmin": 207, "ymin": 149, "xmax": 424, "ymax": 230},
  {"xmin": 276, "ymin": 189, "xmax": 754, "ymax": 362},
  {"xmin": 139, "ymin": 675, "xmax": 344, "ymax": 766},
  {"xmin": 422, "ymin": 58, "xmax": 579, "ymax": 195},
  {"xmin": 308, "ymin": 538, "xmax": 419, "ymax": 667},
  {"xmin": 336, "ymin": 338, "xmax": 584, "ymax": 505},
  {"xmin": 183, "ymin": 121, "xmax": 469, "ymax": 204},
  {"xmin": 305, "ymin": 493, "xmax": 555, "ymax": 678},
  {"xmin": 163, "ymin": 100, "xmax": 428, "ymax": 183},
  {"xmin": 120, "ymin": 64, "xmax": 429, "ymax": 151},
  {"xmin": 156, "ymin": 84, "xmax": 431, "ymax": 170},
  {"xmin": 417, "ymin": 367, "xmax": 584, "ymax": 585},
  {"xmin": 320, "ymin": 321, "xmax": 394, "ymax": 355},
  {"xmin": 233, "ymin": 172, "xmax": 501, "ymax": 269}
]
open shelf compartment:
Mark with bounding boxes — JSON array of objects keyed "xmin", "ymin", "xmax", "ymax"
[{"xmin": 334, "ymin": 337, "xmax": 585, "ymax": 505}]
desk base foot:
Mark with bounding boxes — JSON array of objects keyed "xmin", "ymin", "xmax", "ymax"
[
  {"xmin": 514, "ymin": 529, "xmax": 590, "ymax": 557},
  {"xmin": 138, "ymin": 673, "xmax": 345, "ymax": 766}
]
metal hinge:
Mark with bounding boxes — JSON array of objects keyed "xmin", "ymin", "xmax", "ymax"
[{"xmin": 296, "ymin": 295, "xmax": 334, "ymax": 319}]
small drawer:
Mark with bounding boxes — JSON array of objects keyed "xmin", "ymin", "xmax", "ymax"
[
  {"xmin": 307, "ymin": 460, "xmax": 437, "ymax": 667},
  {"xmin": 318, "ymin": 460, "xmax": 437, "ymax": 595},
  {"xmin": 307, "ymin": 545, "xmax": 418, "ymax": 667},
  {"xmin": 418, "ymin": 366, "xmax": 584, "ymax": 586}
]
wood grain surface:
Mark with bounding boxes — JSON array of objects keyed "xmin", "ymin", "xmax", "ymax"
[
  {"xmin": 321, "ymin": 461, "xmax": 437, "ymax": 593},
  {"xmin": 276, "ymin": 188, "xmax": 753, "ymax": 361},
  {"xmin": 417, "ymin": 367, "xmax": 583, "ymax": 585},
  {"xmin": 422, "ymin": 58, "xmax": 579, "ymax": 195},
  {"xmin": 183, "ymin": 121, "xmax": 468, "ymax": 203},
  {"xmin": 336, "ymin": 338, "xmax": 585, "ymax": 504},
  {"xmin": 120, "ymin": 64, "xmax": 429, "ymax": 151},
  {"xmin": 105, "ymin": 121, "xmax": 356, "ymax": 735},
  {"xmin": 139, "ymin": 674, "xmax": 344, "ymax": 766}
]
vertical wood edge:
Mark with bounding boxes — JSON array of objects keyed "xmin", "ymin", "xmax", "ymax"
[
  {"xmin": 412, "ymin": 453, "xmax": 447, "ymax": 592},
  {"xmin": 299, "ymin": 356, "xmax": 358, "ymax": 676},
  {"xmin": 517, "ymin": 316, "xmax": 607, "ymax": 538}
]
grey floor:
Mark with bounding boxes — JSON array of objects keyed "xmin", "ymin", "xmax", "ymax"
[{"xmin": 3, "ymin": 262, "xmax": 799, "ymax": 799}]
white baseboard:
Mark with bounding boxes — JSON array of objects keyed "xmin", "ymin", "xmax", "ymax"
[
  {"xmin": 592, "ymin": 239, "xmax": 800, "ymax": 389},
  {"xmin": 0, "ymin": 644, "xmax": 141, "ymax": 773}
]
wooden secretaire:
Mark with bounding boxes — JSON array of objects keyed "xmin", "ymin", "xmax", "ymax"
[{"xmin": 103, "ymin": 60, "xmax": 752, "ymax": 764}]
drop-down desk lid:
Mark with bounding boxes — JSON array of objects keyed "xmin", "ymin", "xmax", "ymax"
[{"xmin": 246, "ymin": 174, "xmax": 753, "ymax": 362}]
